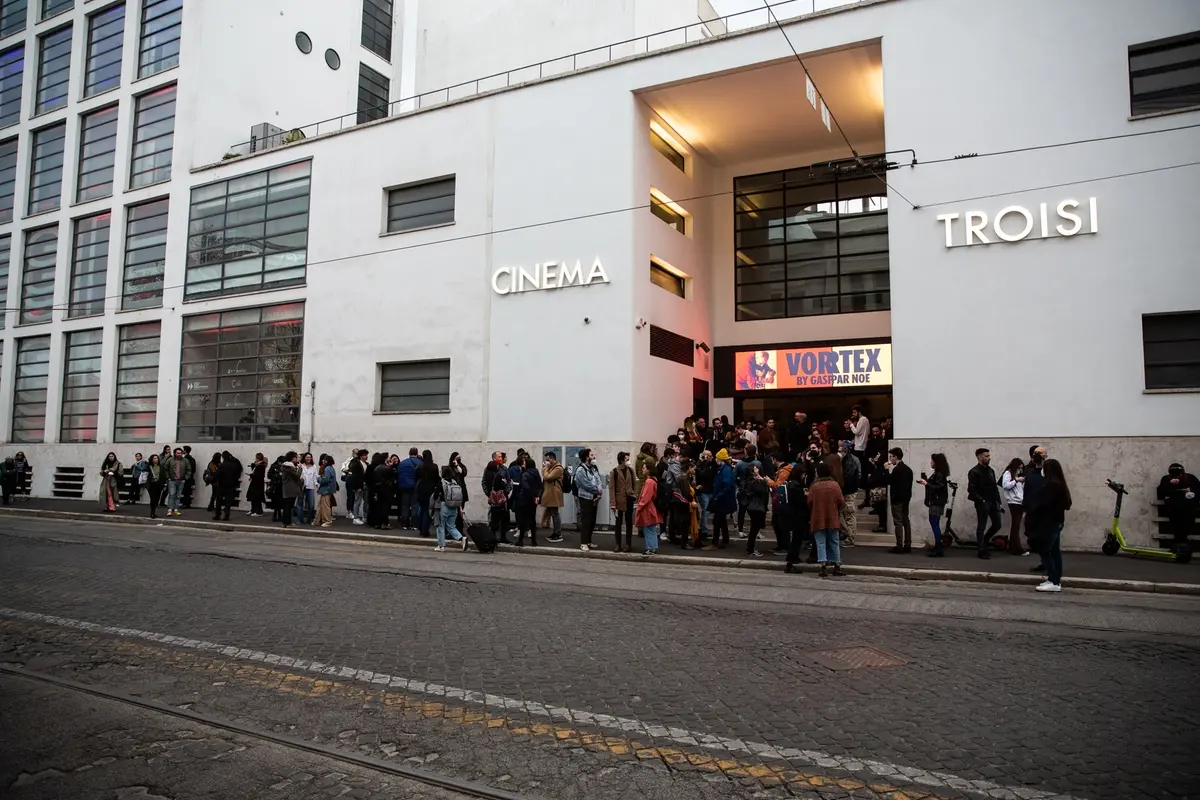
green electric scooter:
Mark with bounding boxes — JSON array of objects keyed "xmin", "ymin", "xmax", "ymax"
[{"xmin": 1102, "ymin": 480, "xmax": 1193, "ymax": 564}]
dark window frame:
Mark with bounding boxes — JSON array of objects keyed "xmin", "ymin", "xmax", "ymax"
[
  {"xmin": 60, "ymin": 327, "xmax": 103, "ymax": 444},
  {"xmin": 19, "ymin": 222, "xmax": 56, "ymax": 324},
  {"xmin": 129, "ymin": 82, "xmax": 175, "ymax": 188},
  {"xmin": 356, "ymin": 61, "xmax": 389, "ymax": 125},
  {"xmin": 0, "ymin": 0, "xmax": 28, "ymax": 39},
  {"xmin": 114, "ymin": 320, "xmax": 161, "ymax": 442},
  {"xmin": 650, "ymin": 259, "xmax": 685, "ymax": 298},
  {"xmin": 40, "ymin": 0, "xmax": 71, "ymax": 22},
  {"xmin": 67, "ymin": 210, "xmax": 110, "ymax": 318},
  {"xmin": 28, "ymin": 121, "xmax": 66, "ymax": 214},
  {"xmin": 1143, "ymin": 311, "xmax": 1200, "ymax": 390},
  {"xmin": 11, "ymin": 333, "xmax": 51, "ymax": 443},
  {"xmin": 0, "ymin": 135, "xmax": 16, "ymax": 222},
  {"xmin": 361, "ymin": 0, "xmax": 393, "ymax": 62},
  {"xmin": 0, "ymin": 43, "xmax": 23, "ymax": 129},
  {"xmin": 0, "ymin": 232, "xmax": 10, "ymax": 330},
  {"xmin": 138, "ymin": 0, "xmax": 181, "ymax": 79},
  {"xmin": 34, "ymin": 23, "xmax": 71, "ymax": 115},
  {"xmin": 385, "ymin": 175, "xmax": 454, "ymax": 234},
  {"xmin": 378, "ymin": 359, "xmax": 450, "ymax": 413},
  {"xmin": 1128, "ymin": 31, "xmax": 1200, "ymax": 116},
  {"xmin": 83, "ymin": 2, "xmax": 125, "ymax": 98},
  {"xmin": 121, "ymin": 195, "xmax": 168, "ymax": 310},
  {"xmin": 76, "ymin": 102, "xmax": 118, "ymax": 202}
]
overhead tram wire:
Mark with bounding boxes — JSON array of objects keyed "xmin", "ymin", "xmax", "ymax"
[
  {"xmin": 915, "ymin": 121, "xmax": 1200, "ymax": 167},
  {"xmin": 758, "ymin": 0, "xmax": 919, "ymax": 211}
]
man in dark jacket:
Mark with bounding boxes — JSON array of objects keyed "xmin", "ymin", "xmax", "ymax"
[
  {"xmin": 212, "ymin": 451, "xmax": 242, "ymax": 521},
  {"xmin": 786, "ymin": 411, "xmax": 812, "ymax": 462},
  {"xmin": 967, "ymin": 448, "xmax": 1002, "ymax": 559},
  {"xmin": 1024, "ymin": 446, "xmax": 1047, "ymax": 572},
  {"xmin": 886, "ymin": 447, "xmax": 914, "ymax": 553},
  {"xmin": 1158, "ymin": 463, "xmax": 1200, "ymax": 547},
  {"xmin": 395, "ymin": 448, "xmax": 422, "ymax": 530},
  {"xmin": 182, "ymin": 446, "xmax": 197, "ymax": 508},
  {"xmin": 695, "ymin": 451, "xmax": 717, "ymax": 546}
]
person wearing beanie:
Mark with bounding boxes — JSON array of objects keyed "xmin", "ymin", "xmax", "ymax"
[{"xmin": 710, "ymin": 449, "xmax": 736, "ymax": 548}]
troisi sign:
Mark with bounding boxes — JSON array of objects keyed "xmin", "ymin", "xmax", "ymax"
[
  {"xmin": 491, "ymin": 257, "xmax": 610, "ymax": 295},
  {"xmin": 936, "ymin": 197, "xmax": 1098, "ymax": 247}
]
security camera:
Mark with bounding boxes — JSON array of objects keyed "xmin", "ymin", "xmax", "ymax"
[
  {"xmin": 695, "ymin": 342, "xmax": 711, "ymax": 353},
  {"xmin": 635, "ymin": 318, "xmax": 647, "ymax": 330},
  {"xmin": 584, "ymin": 317, "xmax": 591, "ymax": 324}
]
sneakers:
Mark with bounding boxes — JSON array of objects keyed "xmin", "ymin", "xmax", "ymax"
[
  {"xmin": 1035, "ymin": 581, "xmax": 1062, "ymax": 593},
  {"xmin": 352, "ymin": 518, "xmax": 364, "ymax": 526},
  {"xmin": 580, "ymin": 544, "xmax": 589, "ymax": 551},
  {"xmin": 747, "ymin": 550, "xmax": 764, "ymax": 558},
  {"xmin": 434, "ymin": 545, "xmax": 446, "ymax": 552},
  {"xmin": 249, "ymin": 512, "xmax": 263, "ymax": 517},
  {"xmin": 320, "ymin": 522, "xmax": 332, "ymax": 528},
  {"xmin": 547, "ymin": 535, "xmax": 564, "ymax": 543},
  {"xmin": 587, "ymin": 543, "xmax": 599, "ymax": 550},
  {"xmin": 461, "ymin": 536, "xmax": 469, "ymax": 551}
]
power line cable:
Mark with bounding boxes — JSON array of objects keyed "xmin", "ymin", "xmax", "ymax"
[{"xmin": 917, "ymin": 122, "xmax": 1200, "ymax": 166}]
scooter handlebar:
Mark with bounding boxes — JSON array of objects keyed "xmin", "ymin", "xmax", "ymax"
[{"xmin": 1106, "ymin": 479, "xmax": 1128, "ymax": 495}]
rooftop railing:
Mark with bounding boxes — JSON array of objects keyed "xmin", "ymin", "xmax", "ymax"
[{"xmin": 226, "ymin": 0, "xmax": 862, "ymax": 157}]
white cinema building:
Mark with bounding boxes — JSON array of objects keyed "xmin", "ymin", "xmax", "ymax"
[{"xmin": 0, "ymin": 0, "xmax": 1196, "ymax": 550}]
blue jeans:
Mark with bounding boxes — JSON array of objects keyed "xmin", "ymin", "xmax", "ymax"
[
  {"xmin": 697, "ymin": 493, "xmax": 711, "ymax": 539},
  {"xmin": 418, "ymin": 491, "xmax": 433, "ymax": 535},
  {"xmin": 814, "ymin": 529, "xmax": 842, "ymax": 564},
  {"xmin": 353, "ymin": 488, "xmax": 366, "ymax": 520},
  {"xmin": 437, "ymin": 504, "xmax": 463, "ymax": 547},
  {"xmin": 167, "ymin": 480, "xmax": 184, "ymax": 511},
  {"xmin": 1044, "ymin": 523, "xmax": 1064, "ymax": 585},
  {"xmin": 643, "ymin": 523, "xmax": 660, "ymax": 551},
  {"xmin": 930, "ymin": 513, "xmax": 943, "ymax": 547},
  {"xmin": 295, "ymin": 488, "xmax": 315, "ymax": 523}
]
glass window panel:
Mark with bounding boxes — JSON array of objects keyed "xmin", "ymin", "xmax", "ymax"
[
  {"xmin": 0, "ymin": 44, "xmax": 23, "ymax": 128},
  {"xmin": 130, "ymin": 84, "xmax": 175, "ymax": 188},
  {"xmin": 122, "ymin": 197, "xmax": 168, "ymax": 309},
  {"xmin": 28, "ymin": 122, "xmax": 65, "ymax": 214},
  {"xmin": 0, "ymin": 136, "xmax": 16, "ymax": 223},
  {"xmin": 113, "ymin": 321, "xmax": 160, "ymax": 441},
  {"xmin": 34, "ymin": 24, "xmax": 71, "ymax": 114},
  {"xmin": 58, "ymin": 328, "xmax": 101, "ymax": 442},
  {"xmin": 361, "ymin": 0, "xmax": 392, "ymax": 61},
  {"xmin": 735, "ymin": 300, "xmax": 785, "ymax": 321},
  {"xmin": 138, "ymin": 0, "xmax": 181, "ymax": 79},
  {"xmin": 76, "ymin": 104, "xmax": 119, "ymax": 202},
  {"xmin": 378, "ymin": 360, "xmax": 450, "ymax": 412},
  {"xmin": 68, "ymin": 211, "xmax": 110, "ymax": 318},
  {"xmin": 0, "ymin": 233, "xmax": 10, "ymax": 331},
  {"xmin": 0, "ymin": 0, "xmax": 27, "ymax": 38},
  {"xmin": 357, "ymin": 62, "xmax": 389, "ymax": 125},
  {"xmin": 19, "ymin": 223, "xmax": 57, "ymax": 324},
  {"xmin": 84, "ymin": 3, "xmax": 124, "ymax": 97},
  {"xmin": 387, "ymin": 176, "xmax": 455, "ymax": 234},
  {"xmin": 650, "ymin": 196, "xmax": 684, "ymax": 233},
  {"xmin": 1129, "ymin": 33, "xmax": 1200, "ymax": 115},
  {"xmin": 650, "ymin": 128, "xmax": 684, "ymax": 172},
  {"xmin": 41, "ymin": 0, "xmax": 70, "ymax": 20}
]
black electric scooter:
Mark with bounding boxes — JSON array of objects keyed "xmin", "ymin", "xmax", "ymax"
[{"xmin": 939, "ymin": 480, "xmax": 1010, "ymax": 551}]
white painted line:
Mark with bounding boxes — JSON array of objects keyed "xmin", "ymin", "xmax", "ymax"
[{"xmin": 0, "ymin": 607, "xmax": 1083, "ymax": 800}]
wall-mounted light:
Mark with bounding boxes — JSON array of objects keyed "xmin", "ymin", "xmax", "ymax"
[{"xmin": 695, "ymin": 341, "xmax": 711, "ymax": 353}]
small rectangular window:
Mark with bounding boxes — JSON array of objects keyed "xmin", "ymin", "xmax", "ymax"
[
  {"xmin": 650, "ymin": 193, "xmax": 685, "ymax": 233},
  {"xmin": 0, "ymin": 232, "xmax": 10, "ymax": 330},
  {"xmin": 35, "ymin": 24, "xmax": 71, "ymax": 115},
  {"xmin": 386, "ymin": 176, "xmax": 454, "ymax": 234},
  {"xmin": 0, "ymin": 136, "xmax": 16, "ymax": 222},
  {"xmin": 20, "ymin": 223, "xmax": 56, "ymax": 324},
  {"xmin": 1143, "ymin": 311, "xmax": 1200, "ymax": 390},
  {"xmin": 68, "ymin": 211, "xmax": 109, "ymax": 318},
  {"xmin": 28, "ymin": 122, "xmax": 66, "ymax": 214},
  {"xmin": 357, "ymin": 62, "xmax": 389, "ymax": 124},
  {"xmin": 651, "ymin": 128, "xmax": 685, "ymax": 172},
  {"xmin": 0, "ymin": 0, "xmax": 27, "ymax": 38},
  {"xmin": 122, "ymin": 196, "xmax": 168, "ymax": 309},
  {"xmin": 138, "ymin": 0, "xmax": 181, "ymax": 79},
  {"xmin": 115, "ymin": 321, "xmax": 160, "ymax": 442},
  {"xmin": 361, "ymin": 0, "xmax": 393, "ymax": 61},
  {"xmin": 84, "ymin": 3, "xmax": 125, "ymax": 98},
  {"xmin": 77, "ymin": 103, "xmax": 118, "ymax": 202},
  {"xmin": 1129, "ymin": 32, "xmax": 1200, "ymax": 116},
  {"xmin": 378, "ymin": 359, "xmax": 450, "ymax": 413},
  {"xmin": 648, "ymin": 325, "xmax": 694, "ymax": 367},
  {"xmin": 0, "ymin": 44, "xmax": 23, "ymax": 129},
  {"xmin": 650, "ymin": 260, "xmax": 685, "ymax": 298},
  {"xmin": 130, "ymin": 83, "xmax": 175, "ymax": 188},
  {"xmin": 41, "ymin": 0, "xmax": 70, "ymax": 21},
  {"xmin": 11, "ymin": 333, "xmax": 51, "ymax": 443},
  {"xmin": 60, "ymin": 327, "xmax": 103, "ymax": 443}
]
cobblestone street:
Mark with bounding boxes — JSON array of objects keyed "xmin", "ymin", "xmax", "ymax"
[{"xmin": 1, "ymin": 519, "xmax": 1198, "ymax": 800}]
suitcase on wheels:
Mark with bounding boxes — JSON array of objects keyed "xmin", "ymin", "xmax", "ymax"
[{"xmin": 466, "ymin": 522, "xmax": 497, "ymax": 553}]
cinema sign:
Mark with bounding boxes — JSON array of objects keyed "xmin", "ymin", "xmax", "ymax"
[
  {"xmin": 491, "ymin": 258, "xmax": 610, "ymax": 295},
  {"xmin": 936, "ymin": 197, "xmax": 1098, "ymax": 247}
]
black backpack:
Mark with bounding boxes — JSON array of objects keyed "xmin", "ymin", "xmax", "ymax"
[
  {"xmin": 655, "ymin": 471, "xmax": 674, "ymax": 514},
  {"xmin": 562, "ymin": 465, "xmax": 574, "ymax": 496}
]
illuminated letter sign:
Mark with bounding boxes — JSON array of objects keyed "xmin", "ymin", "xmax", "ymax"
[{"xmin": 491, "ymin": 257, "xmax": 610, "ymax": 295}]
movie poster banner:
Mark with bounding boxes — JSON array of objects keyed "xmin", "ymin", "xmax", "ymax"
[{"xmin": 734, "ymin": 343, "xmax": 892, "ymax": 391}]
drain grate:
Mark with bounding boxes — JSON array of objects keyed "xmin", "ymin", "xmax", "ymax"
[{"xmin": 808, "ymin": 646, "xmax": 907, "ymax": 671}]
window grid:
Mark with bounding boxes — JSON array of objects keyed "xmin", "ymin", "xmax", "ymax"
[
  {"xmin": 40, "ymin": 0, "xmax": 70, "ymax": 21},
  {"xmin": 84, "ymin": 3, "xmax": 125, "ymax": 98},
  {"xmin": 35, "ymin": 24, "xmax": 71, "ymax": 115},
  {"xmin": 177, "ymin": 301, "xmax": 304, "ymax": 442},
  {"xmin": 650, "ymin": 195, "xmax": 684, "ymax": 233},
  {"xmin": 0, "ymin": 136, "xmax": 16, "ymax": 222},
  {"xmin": 76, "ymin": 103, "xmax": 118, "ymax": 202},
  {"xmin": 650, "ymin": 261, "xmax": 685, "ymax": 298},
  {"xmin": 19, "ymin": 223, "xmax": 56, "ymax": 324},
  {"xmin": 28, "ymin": 122, "xmax": 65, "ymax": 214},
  {"xmin": 1143, "ymin": 311, "xmax": 1200, "ymax": 390},
  {"xmin": 0, "ymin": 0, "xmax": 27, "ymax": 38},
  {"xmin": 648, "ymin": 325, "xmax": 694, "ymax": 367},
  {"xmin": 138, "ymin": 0, "xmax": 181, "ymax": 79},
  {"xmin": 67, "ymin": 211, "xmax": 109, "ymax": 318},
  {"xmin": 379, "ymin": 360, "xmax": 450, "ymax": 413},
  {"xmin": 356, "ymin": 62, "xmax": 388, "ymax": 125},
  {"xmin": 114, "ymin": 320, "xmax": 160, "ymax": 442},
  {"xmin": 650, "ymin": 129, "xmax": 685, "ymax": 172},
  {"xmin": 60, "ymin": 327, "xmax": 102, "ymax": 443},
  {"xmin": 361, "ymin": 0, "xmax": 392, "ymax": 61},
  {"xmin": 1128, "ymin": 32, "xmax": 1200, "ymax": 116},
  {"xmin": 0, "ymin": 44, "xmax": 24, "ymax": 129},
  {"xmin": 122, "ymin": 196, "xmax": 167, "ymax": 309},
  {"xmin": 733, "ymin": 164, "xmax": 890, "ymax": 321},
  {"xmin": 11, "ymin": 333, "xmax": 51, "ymax": 443},
  {"xmin": 185, "ymin": 159, "xmax": 311, "ymax": 300},
  {"xmin": 129, "ymin": 83, "xmax": 175, "ymax": 188},
  {"xmin": 386, "ymin": 175, "xmax": 454, "ymax": 233},
  {"xmin": 0, "ymin": 232, "xmax": 10, "ymax": 330}
]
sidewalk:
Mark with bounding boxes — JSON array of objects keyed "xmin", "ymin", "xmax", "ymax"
[{"xmin": 3, "ymin": 496, "xmax": 1197, "ymax": 592}]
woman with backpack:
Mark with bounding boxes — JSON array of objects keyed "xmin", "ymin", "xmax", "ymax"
[
  {"xmin": 635, "ymin": 460, "xmax": 662, "ymax": 556},
  {"xmin": 515, "ymin": 456, "xmax": 543, "ymax": 547},
  {"xmin": 315, "ymin": 454, "xmax": 339, "ymax": 528},
  {"xmin": 919, "ymin": 453, "xmax": 951, "ymax": 557},
  {"xmin": 435, "ymin": 465, "xmax": 467, "ymax": 551}
]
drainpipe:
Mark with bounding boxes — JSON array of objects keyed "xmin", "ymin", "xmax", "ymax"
[{"xmin": 306, "ymin": 380, "xmax": 316, "ymax": 454}]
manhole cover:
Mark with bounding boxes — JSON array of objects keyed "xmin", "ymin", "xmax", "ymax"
[{"xmin": 808, "ymin": 646, "xmax": 906, "ymax": 671}]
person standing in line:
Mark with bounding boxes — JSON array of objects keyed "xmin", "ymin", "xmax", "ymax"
[
  {"xmin": 710, "ymin": 449, "xmax": 737, "ymax": 549},
  {"xmin": 573, "ymin": 448, "xmax": 603, "ymax": 552},
  {"xmin": 734, "ymin": 445, "xmax": 761, "ymax": 535},
  {"xmin": 743, "ymin": 463, "xmax": 771, "ymax": 558},
  {"xmin": 482, "ymin": 452, "xmax": 513, "ymax": 544},
  {"xmin": 364, "ymin": 453, "xmax": 386, "ymax": 529},
  {"xmin": 838, "ymin": 441, "xmax": 861, "ymax": 547},
  {"xmin": 13, "ymin": 451, "xmax": 30, "ymax": 500},
  {"xmin": 919, "ymin": 453, "xmax": 951, "ymax": 557},
  {"xmin": 635, "ymin": 460, "xmax": 662, "ymax": 557},
  {"xmin": 609, "ymin": 451, "xmax": 637, "ymax": 553},
  {"xmin": 99, "ymin": 453, "xmax": 123, "ymax": 512},
  {"xmin": 694, "ymin": 449, "xmax": 716, "ymax": 548},
  {"xmin": 540, "ymin": 452, "xmax": 565, "ymax": 543},
  {"xmin": 433, "ymin": 465, "xmax": 467, "ymax": 551},
  {"xmin": 279, "ymin": 452, "xmax": 303, "ymax": 529},
  {"xmin": 396, "ymin": 448, "xmax": 422, "ymax": 530},
  {"xmin": 213, "ymin": 450, "xmax": 242, "ymax": 521},
  {"xmin": 887, "ymin": 447, "xmax": 914, "ymax": 553},
  {"xmin": 448, "ymin": 452, "xmax": 470, "ymax": 533},
  {"xmin": 295, "ymin": 453, "xmax": 318, "ymax": 524},
  {"xmin": 246, "ymin": 452, "xmax": 267, "ymax": 517},
  {"xmin": 180, "ymin": 447, "xmax": 197, "ymax": 508},
  {"xmin": 164, "ymin": 448, "xmax": 191, "ymax": 517},
  {"xmin": 202, "ymin": 452, "xmax": 222, "ymax": 513},
  {"xmin": 1024, "ymin": 446, "xmax": 1048, "ymax": 573},
  {"xmin": 1000, "ymin": 457, "xmax": 1028, "ymax": 556},
  {"xmin": 783, "ymin": 459, "xmax": 813, "ymax": 572},
  {"xmin": 0, "ymin": 457, "xmax": 18, "ymax": 505},
  {"xmin": 415, "ymin": 450, "xmax": 439, "ymax": 537},
  {"xmin": 670, "ymin": 458, "xmax": 697, "ymax": 551},
  {"xmin": 315, "ymin": 454, "xmax": 339, "ymax": 528},
  {"xmin": 344, "ymin": 449, "xmax": 368, "ymax": 525},
  {"xmin": 515, "ymin": 456, "xmax": 543, "ymax": 548},
  {"xmin": 787, "ymin": 411, "xmax": 812, "ymax": 462},
  {"xmin": 144, "ymin": 454, "xmax": 165, "ymax": 519},
  {"xmin": 1027, "ymin": 458, "xmax": 1072, "ymax": 593},
  {"xmin": 849, "ymin": 405, "xmax": 870, "ymax": 466},
  {"xmin": 967, "ymin": 448, "xmax": 1003, "ymax": 560},
  {"xmin": 267, "ymin": 455, "xmax": 285, "ymax": 521},
  {"xmin": 634, "ymin": 443, "xmax": 658, "ymax": 497},
  {"xmin": 809, "ymin": 460, "xmax": 846, "ymax": 577},
  {"xmin": 127, "ymin": 453, "xmax": 148, "ymax": 505}
]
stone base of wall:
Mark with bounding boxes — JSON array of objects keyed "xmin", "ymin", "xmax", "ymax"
[{"xmin": 891, "ymin": 437, "xmax": 1200, "ymax": 551}]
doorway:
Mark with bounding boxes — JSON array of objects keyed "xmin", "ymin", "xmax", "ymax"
[{"xmin": 693, "ymin": 378, "xmax": 710, "ymax": 422}]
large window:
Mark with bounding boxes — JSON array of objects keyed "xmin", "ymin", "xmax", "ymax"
[
  {"xmin": 651, "ymin": 128, "xmax": 685, "ymax": 172},
  {"xmin": 361, "ymin": 0, "xmax": 392, "ymax": 61},
  {"xmin": 0, "ymin": 0, "xmax": 26, "ymax": 38},
  {"xmin": 68, "ymin": 211, "xmax": 109, "ymax": 318},
  {"xmin": 114, "ymin": 321, "xmax": 160, "ymax": 442},
  {"xmin": 357, "ymin": 62, "xmax": 389, "ymax": 124},
  {"xmin": 0, "ymin": 44, "xmax": 23, "ymax": 129},
  {"xmin": 186, "ymin": 159, "xmax": 310, "ymax": 299},
  {"xmin": 1143, "ymin": 311, "xmax": 1200, "ymax": 390},
  {"xmin": 386, "ymin": 175, "xmax": 454, "ymax": 234},
  {"xmin": 650, "ymin": 259, "xmax": 685, "ymax": 298},
  {"xmin": 138, "ymin": 0, "xmax": 181, "ymax": 79},
  {"xmin": 41, "ymin": 0, "xmax": 71, "ymax": 20},
  {"xmin": 178, "ymin": 302, "xmax": 304, "ymax": 442},
  {"xmin": 129, "ymin": 83, "xmax": 175, "ymax": 188},
  {"xmin": 35, "ymin": 24, "xmax": 71, "ymax": 115},
  {"xmin": 0, "ymin": 233, "xmax": 9, "ymax": 330},
  {"xmin": 11, "ymin": 334, "xmax": 51, "ymax": 443},
  {"xmin": 28, "ymin": 122, "xmax": 66, "ymax": 214},
  {"xmin": 733, "ymin": 164, "xmax": 890, "ymax": 321},
  {"xmin": 378, "ymin": 360, "xmax": 450, "ymax": 413},
  {"xmin": 650, "ymin": 191, "xmax": 685, "ymax": 233},
  {"xmin": 84, "ymin": 3, "xmax": 125, "ymax": 98},
  {"xmin": 19, "ymin": 223, "xmax": 56, "ymax": 324},
  {"xmin": 121, "ymin": 196, "xmax": 167, "ymax": 309},
  {"xmin": 77, "ymin": 103, "xmax": 118, "ymax": 202},
  {"xmin": 1129, "ymin": 32, "xmax": 1200, "ymax": 116},
  {"xmin": 0, "ymin": 136, "xmax": 16, "ymax": 221},
  {"xmin": 60, "ymin": 327, "xmax": 102, "ymax": 443}
]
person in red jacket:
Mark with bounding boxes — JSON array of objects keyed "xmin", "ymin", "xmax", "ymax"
[
  {"xmin": 634, "ymin": 461, "xmax": 662, "ymax": 557},
  {"xmin": 808, "ymin": 460, "xmax": 846, "ymax": 577}
]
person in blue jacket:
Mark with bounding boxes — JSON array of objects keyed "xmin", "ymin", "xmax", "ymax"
[
  {"xmin": 395, "ymin": 448, "xmax": 422, "ymax": 530},
  {"xmin": 710, "ymin": 449, "xmax": 737, "ymax": 549}
]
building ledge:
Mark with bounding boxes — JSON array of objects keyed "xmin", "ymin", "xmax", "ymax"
[{"xmin": 1143, "ymin": 387, "xmax": 1200, "ymax": 395}]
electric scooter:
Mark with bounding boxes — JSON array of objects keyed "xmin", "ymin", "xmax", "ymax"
[
  {"xmin": 1101, "ymin": 480, "xmax": 1193, "ymax": 564},
  {"xmin": 939, "ymin": 480, "xmax": 1010, "ymax": 551}
]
